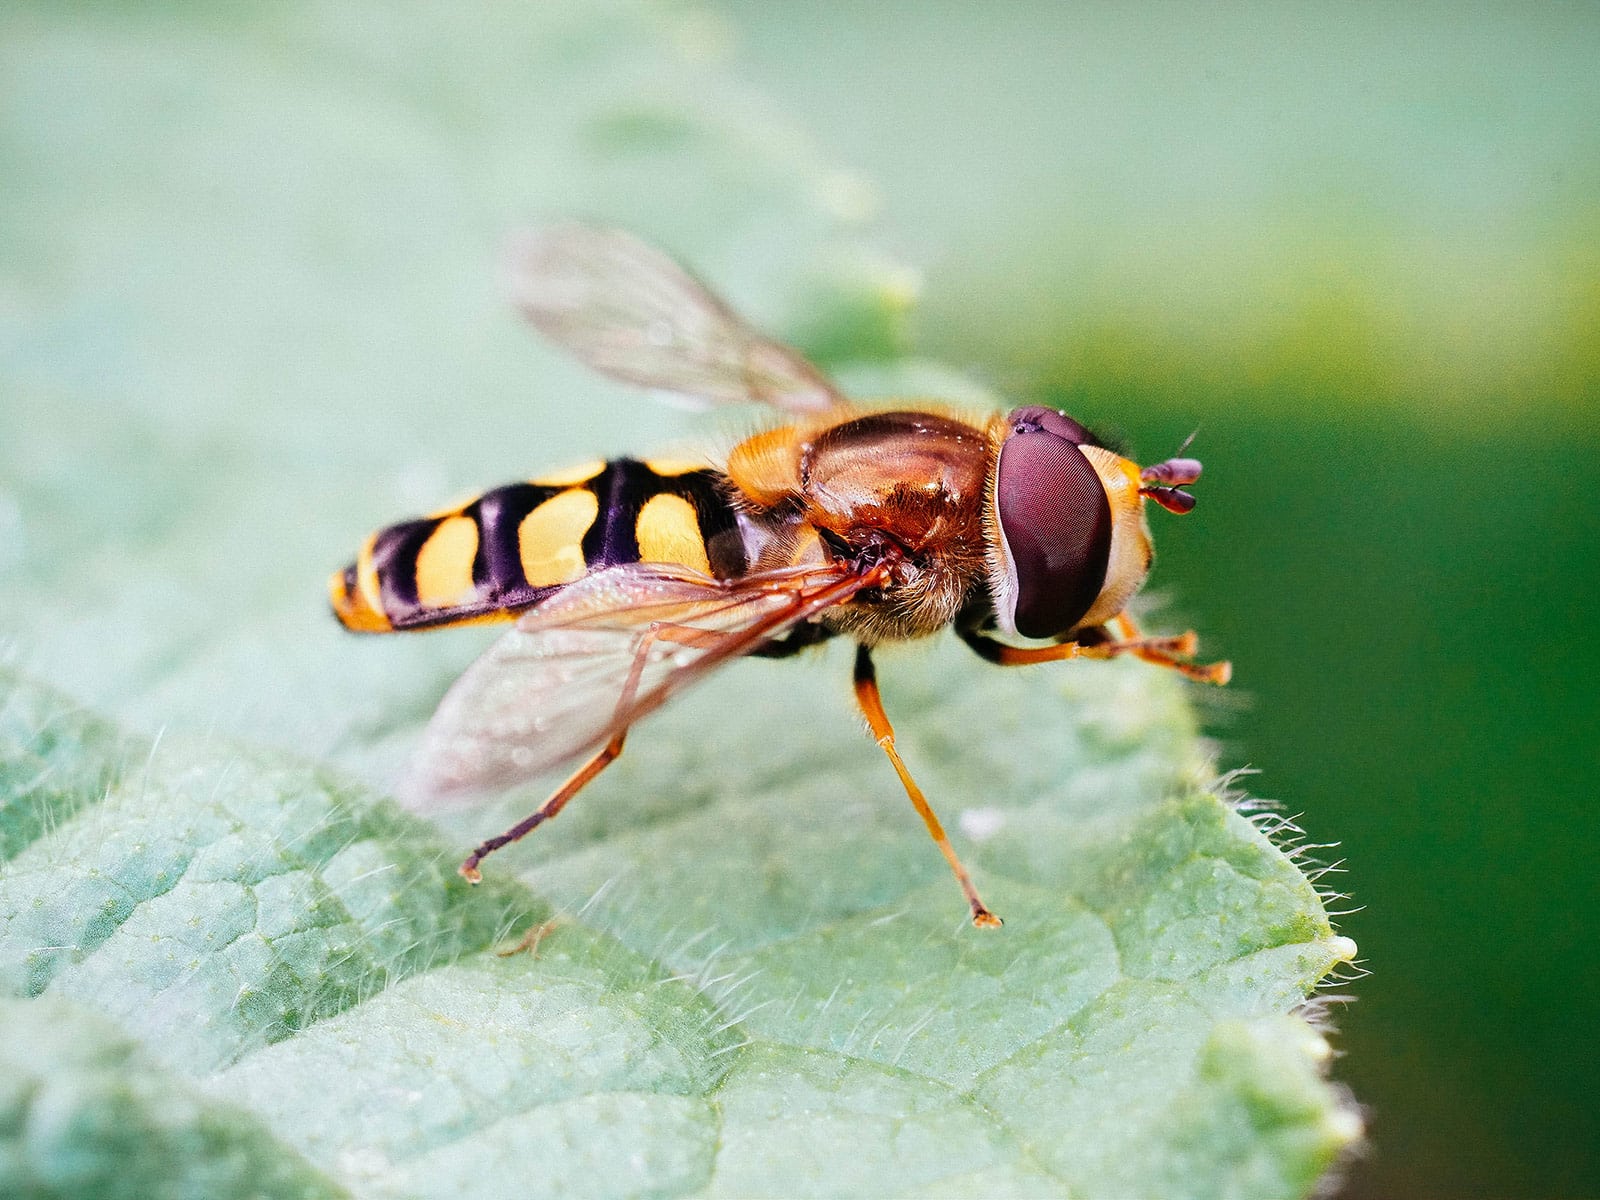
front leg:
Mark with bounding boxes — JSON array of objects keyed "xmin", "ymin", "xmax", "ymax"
[{"xmin": 960, "ymin": 617, "xmax": 1230, "ymax": 684}]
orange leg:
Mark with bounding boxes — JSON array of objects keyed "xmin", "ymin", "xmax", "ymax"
[
  {"xmin": 854, "ymin": 645, "xmax": 1002, "ymax": 928},
  {"xmin": 459, "ymin": 618, "xmax": 727, "ymax": 882},
  {"xmin": 1100, "ymin": 612, "xmax": 1232, "ymax": 684},
  {"xmin": 460, "ymin": 728, "xmax": 627, "ymax": 882},
  {"xmin": 960, "ymin": 619, "xmax": 1230, "ymax": 684}
]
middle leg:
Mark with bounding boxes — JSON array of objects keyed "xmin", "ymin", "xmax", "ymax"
[{"xmin": 853, "ymin": 644, "xmax": 1001, "ymax": 928}]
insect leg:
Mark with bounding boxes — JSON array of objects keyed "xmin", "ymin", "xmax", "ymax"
[
  {"xmin": 1088, "ymin": 613, "xmax": 1232, "ymax": 684},
  {"xmin": 459, "ymin": 619, "xmax": 716, "ymax": 883},
  {"xmin": 959, "ymin": 625, "xmax": 1230, "ymax": 684},
  {"xmin": 853, "ymin": 644, "xmax": 1002, "ymax": 929},
  {"xmin": 959, "ymin": 629, "xmax": 1081, "ymax": 666},
  {"xmin": 459, "ymin": 728, "xmax": 629, "ymax": 883}
]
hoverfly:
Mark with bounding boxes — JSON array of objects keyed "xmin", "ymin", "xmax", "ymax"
[{"xmin": 330, "ymin": 226, "xmax": 1228, "ymax": 927}]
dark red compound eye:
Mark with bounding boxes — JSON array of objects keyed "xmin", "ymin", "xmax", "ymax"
[{"xmin": 996, "ymin": 407, "xmax": 1112, "ymax": 639}]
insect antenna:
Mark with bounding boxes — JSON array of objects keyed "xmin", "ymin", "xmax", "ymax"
[{"xmin": 1141, "ymin": 431, "xmax": 1204, "ymax": 512}]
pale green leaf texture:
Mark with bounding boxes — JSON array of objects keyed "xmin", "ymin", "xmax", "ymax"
[{"xmin": 1, "ymin": 3, "xmax": 1357, "ymax": 1198}]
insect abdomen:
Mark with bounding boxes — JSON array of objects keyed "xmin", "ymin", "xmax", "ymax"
[{"xmin": 331, "ymin": 458, "xmax": 743, "ymax": 632}]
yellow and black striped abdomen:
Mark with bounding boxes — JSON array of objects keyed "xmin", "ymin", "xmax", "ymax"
[{"xmin": 331, "ymin": 458, "xmax": 744, "ymax": 632}]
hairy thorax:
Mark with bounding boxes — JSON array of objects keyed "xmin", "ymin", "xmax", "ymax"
[{"xmin": 727, "ymin": 408, "xmax": 998, "ymax": 645}]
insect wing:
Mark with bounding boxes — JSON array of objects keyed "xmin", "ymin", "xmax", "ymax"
[
  {"xmin": 509, "ymin": 225, "xmax": 848, "ymax": 414},
  {"xmin": 401, "ymin": 561, "xmax": 872, "ymax": 805}
]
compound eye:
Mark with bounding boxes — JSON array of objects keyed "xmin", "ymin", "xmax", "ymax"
[{"xmin": 996, "ymin": 410, "xmax": 1112, "ymax": 639}]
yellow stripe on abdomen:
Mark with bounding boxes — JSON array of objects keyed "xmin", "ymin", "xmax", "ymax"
[
  {"xmin": 519, "ymin": 488, "xmax": 600, "ymax": 586},
  {"xmin": 640, "ymin": 457, "xmax": 710, "ymax": 477},
  {"xmin": 530, "ymin": 459, "xmax": 606, "ymax": 487},
  {"xmin": 635, "ymin": 493, "xmax": 711, "ymax": 574},
  {"xmin": 414, "ymin": 515, "xmax": 480, "ymax": 608}
]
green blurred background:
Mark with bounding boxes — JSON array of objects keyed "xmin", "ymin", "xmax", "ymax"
[
  {"xmin": 708, "ymin": 3, "xmax": 1599, "ymax": 1195},
  {"xmin": 3, "ymin": 2, "xmax": 1596, "ymax": 1196}
]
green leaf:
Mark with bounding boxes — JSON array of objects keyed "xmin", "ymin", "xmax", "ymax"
[
  {"xmin": 1, "ymin": 652, "xmax": 1357, "ymax": 1198},
  {"xmin": 1, "ymin": 3, "xmax": 1358, "ymax": 1197},
  {"xmin": 0, "ymin": 995, "xmax": 346, "ymax": 1200}
]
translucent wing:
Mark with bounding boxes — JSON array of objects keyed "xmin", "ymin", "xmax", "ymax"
[
  {"xmin": 400, "ymin": 560, "xmax": 878, "ymax": 805},
  {"xmin": 508, "ymin": 224, "xmax": 849, "ymax": 414}
]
